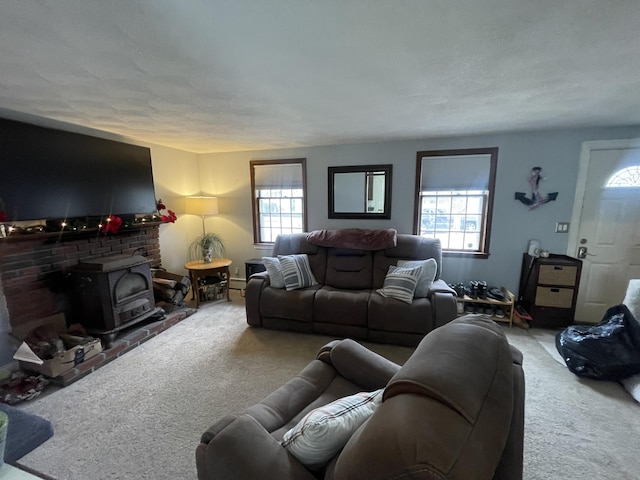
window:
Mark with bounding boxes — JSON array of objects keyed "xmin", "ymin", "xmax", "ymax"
[
  {"xmin": 414, "ymin": 148, "xmax": 498, "ymax": 257},
  {"xmin": 605, "ymin": 166, "xmax": 640, "ymax": 188},
  {"xmin": 250, "ymin": 159, "xmax": 307, "ymax": 244}
]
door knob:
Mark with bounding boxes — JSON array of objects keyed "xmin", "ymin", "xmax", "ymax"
[{"xmin": 577, "ymin": 246, "xmax": 596, "ymax": 259}]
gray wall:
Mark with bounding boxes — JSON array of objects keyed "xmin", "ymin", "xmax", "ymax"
[{"xmin": 199, "ymin": 125, "xmax": 640, "ymax": 295}]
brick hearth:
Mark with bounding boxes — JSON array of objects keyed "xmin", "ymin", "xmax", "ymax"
[
  {"xmin": 55, "ymin": 305, "xmax": 196, "ymax": 386},
  {"xmin": 0, "ymin": 224, "xmax": 196, "ymax": 386}
]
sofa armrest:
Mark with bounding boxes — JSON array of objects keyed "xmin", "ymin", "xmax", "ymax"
[
  {"xmin": 245, "ymin": 272, "xmax": 270, "ymax": 326},
  {"xmin": 427, "ymin": 278, "xmax": 456, "ymax": 295},
  {"xmin": 200, "ymin": 414, "xmax": 238, "ymax": 444},
  {"xmin": 319, "ymin": 339, "xmax": 400, "ymax": 390},
  {"xmin": 428, "ymin": 279, "xmax": 457, "ymax": 328},
  {"xmin": 196, "ymin": 414, "xmax": 317, "ymax": 480}
]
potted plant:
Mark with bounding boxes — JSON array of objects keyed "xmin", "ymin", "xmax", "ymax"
[{"xmin": 189, "ymin": 232, "xmax": 225, "ymax": 263}]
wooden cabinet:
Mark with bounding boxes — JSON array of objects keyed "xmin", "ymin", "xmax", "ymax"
[{"xmin": 518, "ymin": 254, "xmax": 582, "ymax": 328}]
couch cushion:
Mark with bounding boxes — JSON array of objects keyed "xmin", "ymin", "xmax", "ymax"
[
  {"xmin": 383, "ymin": 317, "xmax": 513, "ymax": 420},
  {"xmin": 397, "ymin": 258, "xmax": 437, "ymax": 298},
  {"xmin": 281, "ymin": 389, "xmax": 383, "ymax": 469},
  {"xmin": 324, "ymin": 248, "xmax": 373, "ymax": 289},
  {"xmin": 314, "ymin": 286, "xmax": 370, "ymax": 327},
  {"xmin": 368, "ymin": 294, "xmax": 434, "ymax": 334},
  {"xmin": 260, "ymin": 285, "xmax": 320, "ymax": 322},
  {"xmin": 376, "ymin": 265, "xmax": 422, "ymax": 304},
  {"xmin": 278, "ymin": 254, "xmax": 318, "ymax": 291}
]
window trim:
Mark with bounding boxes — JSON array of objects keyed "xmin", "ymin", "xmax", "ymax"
[
  {"xmin": 413, "ymin": 148, "xmax": 498, "ymax": 258},
  {"xmin": 250, "ymin": 158, "xmax": 308, "ymax": 245}
]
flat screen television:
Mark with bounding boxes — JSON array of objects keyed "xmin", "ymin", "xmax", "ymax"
[{"xmin": 0, "ymin": 118, "xmax": 157, "ymax": 222}]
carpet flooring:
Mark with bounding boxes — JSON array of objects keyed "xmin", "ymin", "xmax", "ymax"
[{"xmin": 15, "ymin": 292, "xmax": 640, "ymax": 479}]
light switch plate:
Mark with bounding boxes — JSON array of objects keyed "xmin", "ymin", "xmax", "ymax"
[{"xmin": 555, "ymin": 222, "xmax": 570, "ymax": 233}]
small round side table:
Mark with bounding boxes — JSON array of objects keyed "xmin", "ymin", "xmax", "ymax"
[{"xmin": 184, "ymin": 258, "xmax": 232, "ymax": 308}]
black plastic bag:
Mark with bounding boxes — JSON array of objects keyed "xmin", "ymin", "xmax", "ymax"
[{"xmin": 556, "ymin": 304, "xmax": 640, "ymax": 380}]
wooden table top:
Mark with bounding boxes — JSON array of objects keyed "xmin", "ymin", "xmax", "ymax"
[{"xmin": 184, "ymin": 258, "xmax": 232, "ymax": 271}]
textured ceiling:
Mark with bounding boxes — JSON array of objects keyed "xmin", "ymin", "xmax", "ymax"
[{"xmin": 1, "ymin": 1, "xmax": 639, "ymax": 153}]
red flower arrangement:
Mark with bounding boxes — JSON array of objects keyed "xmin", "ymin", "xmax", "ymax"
[
  {"xmin": 156, "ymin": 199, "xmax": 177, "ymax": 223},
  {"xmin": 101, "ymin": 214, "xmax": 123, "ymax": 234},
  {"xmin": 0, "ymin": 197, "xmax": 7, "ymax": 223}
]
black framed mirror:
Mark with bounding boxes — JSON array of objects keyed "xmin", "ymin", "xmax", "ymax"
[{"xmin": 328, "ymin": 164, "xmax": 392, "ymax": 219}]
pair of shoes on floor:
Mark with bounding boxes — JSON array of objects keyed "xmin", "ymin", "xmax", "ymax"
[
  {"xmin": 466, "ymin": 280, "xmax": 488, "ymax": 299},
  {"xmin": 482, "ymin": 306, "xmax": 494, "ymax": 315}
]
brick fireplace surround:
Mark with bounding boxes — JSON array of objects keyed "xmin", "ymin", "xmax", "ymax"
[{"xmin": 0, "ymin": 225, "xmax": 194, "ymax": 386}]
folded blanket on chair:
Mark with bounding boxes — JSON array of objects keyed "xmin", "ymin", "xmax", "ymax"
[{"xmin": 306, "ymin": 229, "xmax": 397, "ymax": 250}]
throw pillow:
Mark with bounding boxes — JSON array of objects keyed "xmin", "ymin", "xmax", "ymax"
[
  {"xmin": 281, "ymin": 389, "xmax": 383, "ymax": 469},
  {"xmin": 376, "ymin": 265, "xmax": 422, "ymax": 304},
  {"xmin": 397, "ymin": 258, "xmax": 437, "ymax": 298},
  {"xmin": 261, "ymin": 256, "xmax": 285, "ymax": 289},
  {"xmin": 277, "ymin": 254, "xmax": 318, "ymax": 291}
]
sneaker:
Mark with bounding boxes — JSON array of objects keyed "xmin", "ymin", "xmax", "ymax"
[
  {"xmin": 495, "ymin": 307, "xmax": 505, "ymax": 318},
  {"xmin": 465, "ymin": 303, "xmax": 475, "ymax": 314},
  {"xmin": 483, "ymin": 306, "xmax": 494, "ymax": 315}
]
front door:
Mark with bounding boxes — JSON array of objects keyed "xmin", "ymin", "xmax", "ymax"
[{"xmin": 569, "ymin": 140, "xmax": 640, "ymax": 324}]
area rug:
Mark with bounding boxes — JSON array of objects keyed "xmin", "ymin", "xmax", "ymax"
[
  {"xmin": 0, "ymin": 402, "xmax": 53, "ymax": 464},
  {"xmin": 13, "ymin": 293, "xmax": 640, "ymax": 479}
]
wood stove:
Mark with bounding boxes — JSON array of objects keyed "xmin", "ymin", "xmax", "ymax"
[{"xmin": 70, "ymin": 254, "xmax": 163, "ymax": 348}]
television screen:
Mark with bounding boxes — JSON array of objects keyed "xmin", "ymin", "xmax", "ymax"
[{"xmin": 0, "ymin": 118, "xmax": 157, "ymax": 222}]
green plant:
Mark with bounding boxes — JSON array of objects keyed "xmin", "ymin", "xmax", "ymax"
[{"xmin": 189, "ymin": 232, "xmax": 225, "ymax": 262}]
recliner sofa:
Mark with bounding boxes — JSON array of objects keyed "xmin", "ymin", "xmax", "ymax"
[
  {"xmin": 245, "ymin": 232, "xmax": 458, "ymax": 346},
  {"xmin": 195, "ymin": 315, "xmax": 525, "ymax": 480}
]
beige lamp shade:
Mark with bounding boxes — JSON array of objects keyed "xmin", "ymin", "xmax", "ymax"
[{"xmin": 185, "ymin": 196, "xmax": 219, "ymax": 216}]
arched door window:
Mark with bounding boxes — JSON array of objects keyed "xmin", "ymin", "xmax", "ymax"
[{"xmin": 605, "ymin": 166, "xmax": 640, "ymax": 187}]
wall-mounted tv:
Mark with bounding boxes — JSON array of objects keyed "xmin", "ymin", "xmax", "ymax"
[{"xmin": 0, "ymin": 118, "xmax": 157, "ymax": 222}]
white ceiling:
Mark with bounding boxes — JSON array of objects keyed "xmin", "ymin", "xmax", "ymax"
[{"xmin": 1, "ymin": 1, "xmax": 639, "ymax": 153}]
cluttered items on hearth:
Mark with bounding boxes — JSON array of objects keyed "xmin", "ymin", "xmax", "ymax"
[
  {"xmin": 0, "ymin": 372, "xmax": 49, "ymax": 404},
  {"xmin": 12, "ymin": 313, "xmax": 103, "ymax": 378},
  {"xmin": 0, "ymin": 372, "xmax": 49, "ymax": 405}
]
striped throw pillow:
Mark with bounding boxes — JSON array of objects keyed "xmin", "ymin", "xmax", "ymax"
[
  {"xmin": 281, "ymin": 389, "xmax": 383, "ymax": 468},
  {"xmin": 397, "ymin": 258, "xmax": 437, "ymax": 298},
  {"xmin": 376, "ymin": 265, "xmax": 422, "ymax": 304},
  {"xmin": 277, "ymin": 254, "xmax": 318, "ymax": 291}
]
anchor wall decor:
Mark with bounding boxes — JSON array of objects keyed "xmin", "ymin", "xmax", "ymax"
[{"xmin": 515, "ymin": 166, "xmax": 558, "ymax": 210}]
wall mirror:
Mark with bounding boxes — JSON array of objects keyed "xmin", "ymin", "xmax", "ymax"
[{"xmin": 328, "ymin": 164, "xmax": 392, "ymax": 219}]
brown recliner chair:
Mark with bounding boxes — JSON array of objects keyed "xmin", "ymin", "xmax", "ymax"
[{"xmin": 195, "ymin": 316, "xmax": 525, "ymax": 480}]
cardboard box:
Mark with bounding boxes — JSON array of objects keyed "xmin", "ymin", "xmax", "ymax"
[{"xmin": 12, "ymin": 313, "xmax": 103, "ymax": 378}]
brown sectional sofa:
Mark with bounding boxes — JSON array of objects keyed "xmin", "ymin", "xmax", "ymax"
[
  {"xmin": 196, "ymin": 316, "xmax": 525, "ymax": 480},
  {"xmin": 245, "ymin": 232, "xmax": 458, "ymax": 346}
]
